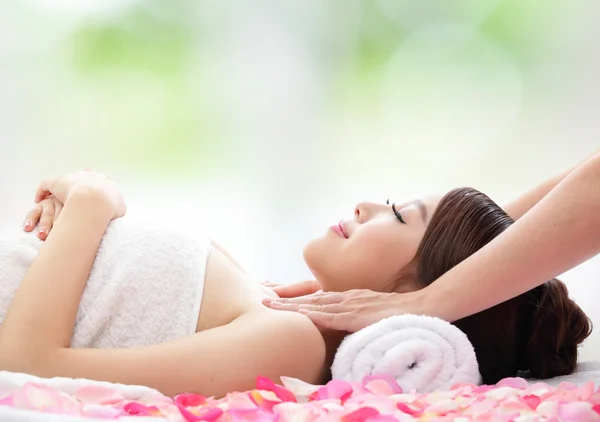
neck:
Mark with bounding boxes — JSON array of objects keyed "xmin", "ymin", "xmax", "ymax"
[{"xmin": 317, "ymin": 327, "xmax": 350, "ymax": 383}]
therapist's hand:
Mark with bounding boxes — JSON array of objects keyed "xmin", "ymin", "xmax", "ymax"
[
  {"xmin": 262, "ymin": 280, "xmax": 321, "ymax": 297},
  {"xmin": 263, "ymin": 288, "xmax": 423, "ymax": 333}
]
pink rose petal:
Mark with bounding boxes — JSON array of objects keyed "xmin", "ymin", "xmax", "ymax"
[
  {"xmin": 73, "ymin": 385, "xmax": 124, "ymax": 405},
  {"xmin": 175, "ymin": 392, "xmax": 208, "ymax": 407},
  {"xmin": 177, "ymin": 403, "xmax": 224, "ymax": 422},
  {"xmin": 496, "ymin": 377, "xmax": 529, "ymax": 390},
  {"xmin": 250, "ymin": 391, "xmax": 280, "ymax": 411},
  {"xmin": 12, "ymin": 383, "xmax": 80, "ymax": 415},
  {"xmin": 557, "ymin": 401, "xmax": 598, "ymax": 421},
  {"xmin": 81, "ymin": 404, "xmax": 124, "ymax": 419},
  {"xmin": 123, "ymin": 402, "xmax": 162, "ymax": 416},
  {"xmin": 362, "ymin": 375, "xmax": 402, "ymax": 395},
  {"xmin": 229, "ymin": 408, "xmax": 280, "ymax": 422},
  {"xmin": 341, "ymin": 406, "xmax": 380, "ymax": 422},
  {"xmin": 256, "ymin": 376, "xmax": 297, "ymax": 403},
  {"xmin": 310, "ymin": 380, "xmax": 353, "ymax": 402},
  {"xmin": 397, "ymin": 402, "xmax": 424, "ymax": 417},
  {"xmin": 523, "ymin": 394, "xmax": 541, "ymax": 410}
]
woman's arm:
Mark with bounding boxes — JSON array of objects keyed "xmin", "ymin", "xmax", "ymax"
[
  {"xmin": 0, "ymin": 174, "xmax": 325, "ymax": 397},
  {"xmin": 419, "ymin": 149, "xmax": 600, "ymax": 322},
  {"xmin": 10, "ymin": 311, "xmax": 325, "ymax": 398},
  {"xmin": 503, "ymin": 148, "xmax": 599, "ymax": 220},
  {"xmin": 0, "ymin": 192, "xmax": 113, "ymax": 360}
]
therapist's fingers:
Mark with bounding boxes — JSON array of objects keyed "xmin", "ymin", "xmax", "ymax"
[
  {"xmin": 269, "ymin": 280, "xmax": 322, "ymax": 298},
  {"xmin": 266, "ymin": 301, "xmax": 347, "ymax": 314},
  {"xmin": 264, "ymin": 290, "xmax": 343, "ymax": 306},
  {"xmin": 298, "ymin": 309, "xmax": 360, "ymax": 332}
]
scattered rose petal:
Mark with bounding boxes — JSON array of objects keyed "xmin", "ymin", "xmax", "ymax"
[
  {"xmin": 256, "ymin": 376, "xmax": 297, "ymax": 403},
  {"xmin": 73, "ymin": 385, "xmax": 124, "ymax": 405},
  {"xmin": 341, "ymin": 406, "xmax": 380, "ymax": 422},
  {"xmin": 175, "ymin": 392, "xmax": 207, "ymax": 407},
  {"xmin": 362, "ymin": 375, "xmax": 402, "ymax": 395},
  {"xmin": 123, "ymin": 401, "xmax": 162, "ymax": 416},
  {"xmin": 310, "ymin": 380, "xmax": 354, "ymax": 402}
]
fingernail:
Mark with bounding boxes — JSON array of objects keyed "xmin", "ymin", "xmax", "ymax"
[
  {"xmin": 299, "ymin": 309, "xmax": 310, "ymax": 314},
  {"xmin": 38, "ymin": 228, "xmax": 47, "ymax": 239},
  {"xmin": 262, "ymin": 298, "xmax": 272, "ymax": 304},
  {"xmin": 23, "ymin": 221, "xmax": 31, "ymax": 230}
]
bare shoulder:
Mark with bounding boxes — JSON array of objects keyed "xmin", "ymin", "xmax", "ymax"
[{"xmin": 241, "ymin": 309, "xmax": 326, "ymax": 385}]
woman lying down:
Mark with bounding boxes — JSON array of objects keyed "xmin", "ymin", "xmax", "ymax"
[{"xmin": 0, "ymin": 171, "xmax": 591, "ymax": 398}]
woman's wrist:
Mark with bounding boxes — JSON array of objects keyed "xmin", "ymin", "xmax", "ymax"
[{"xmin": 64, "ymin": 188, "xmax": 115, "ymax": 222}]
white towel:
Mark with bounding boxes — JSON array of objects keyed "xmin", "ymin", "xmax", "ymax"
[
  {"xmin": 0, "ymin": 218, "xmax": 210, "ymax": 348},
  {"xmin": 331, "ymin": 314, "xmax": 481, "ymax": 393},
  {"xmin": 538, "ymin": 361, "xmax": 600, "ymax": 387}
]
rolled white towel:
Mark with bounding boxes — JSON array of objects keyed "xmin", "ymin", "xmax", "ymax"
[{"xmin": 331, "ymin": 314, "xmax": 481, "ymax": 393}]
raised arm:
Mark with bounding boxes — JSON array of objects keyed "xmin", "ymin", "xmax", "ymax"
[
  {"xmin": 422, "ymin": 149, "xmax": 600, "ymax": 322},
  {"xmin": 503, "ymin": 148, "xmax": 599, "ymax": 220},
  {"xmin": 264, "ymin": 149, "xmax": 600, "ymax": 331}
]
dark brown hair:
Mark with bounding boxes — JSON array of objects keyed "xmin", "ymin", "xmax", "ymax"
[{"xmin": 399, "ymin": 187, "xmax": 592, "ymax": 383}]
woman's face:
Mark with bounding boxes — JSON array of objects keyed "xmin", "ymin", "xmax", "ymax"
[{"xmin": 303, "ymin": 196, "xmax": 440, "ymax": 292}]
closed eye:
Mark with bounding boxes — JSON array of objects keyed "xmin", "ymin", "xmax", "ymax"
[{"xmin": 387, "ymin": 199, "xmax": 406, "ymax": 225}]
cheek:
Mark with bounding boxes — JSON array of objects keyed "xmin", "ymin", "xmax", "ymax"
[{"xmin": 348, "ymin": 229, "xmax": 420, "ymax": 277}]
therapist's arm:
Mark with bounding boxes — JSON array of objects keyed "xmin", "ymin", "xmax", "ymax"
[
  {"xmin": 504, "ymin": 148, "xmax": 599, "ymax": 220},
  {"xmin": 420, "ymin": 150, "xmax": 600, "ymax": 322}
]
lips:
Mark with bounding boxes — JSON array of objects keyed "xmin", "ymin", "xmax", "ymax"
[{"xmin": 338, "ymin": 220, "xmax": 348, "ymax": 238}]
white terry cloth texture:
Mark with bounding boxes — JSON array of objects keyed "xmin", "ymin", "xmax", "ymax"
[
  {"xmin": 0, "ymin": 218, "xmax": 210, "ymax": 348},
  {"xmin": 540, "ymin": 361, "xmax": 600, "ymax": 387},
  {"xmin": 332, "ymin": 314, "xmax": 482, "ymax": 393}
]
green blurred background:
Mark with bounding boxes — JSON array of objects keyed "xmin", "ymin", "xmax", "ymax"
[{"xmin": 1, "ymin": 0, "xmax": 598, "ymax": 356}]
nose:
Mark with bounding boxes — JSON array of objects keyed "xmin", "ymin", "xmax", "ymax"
[{"xmin": 354, "ymin": 201, "xmax": 383, "ymax": 223}]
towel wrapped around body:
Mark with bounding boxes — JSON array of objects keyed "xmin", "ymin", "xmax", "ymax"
[{"xmin": 0, "ymin": 218, "xmax": 211, "ymax": 348}]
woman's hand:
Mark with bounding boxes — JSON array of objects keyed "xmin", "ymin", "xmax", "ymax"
[
  {"xmin": 263, "ymin": 288, "xmax": 425, "ymax": 332},
  {"xmin": 35, "ymin": 170, "xmax": 126, "ymax": 220},
  {"xmin": 23, "ymin": 195, "xmax": 63, "ymax": 240}
]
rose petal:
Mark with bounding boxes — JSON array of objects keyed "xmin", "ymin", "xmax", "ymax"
[
  {"xmin": 82, "ymin": 404, "xmax": 124, "ymax": 419},
  {"xmin": 177, "ymin": 403, "xmax": 224, "ymax": 422},
  {"xmin": 397, "ymin": 402, "xmax": 424, "ymax": 417},
  {"xmin": 341, "ymin": 406, "xmax": 380, "ymax": 422},
  {"xmin": 73, "ymin": 385, "xmax": 124, "ymax": 405},
  {"xmin": 362, "ymin": 375, "xmax": 402, "ymax": 395},
  {"xmin": 522, "ymin": 394, "xmax": 541, "ymax": 410},
  {"xmin": 311, "ymin": 380, "xmax": 353, "ymax": 402},
  {"xmin": 256, "ymin": 376, "xmax": 297, "ymax": 403},
  {"xmin": 123, "ymin": 402, "xmax": 162, "ymax": 416},
  {"xmin": 557, "ymin": 401, "xmax": 597, "ymax": 421},
  {"xmin": 175, "ymin": 392, "xmax": 208, "ymax": 408},
  {"xmin": 250, "ymin": 391, "xmax": 280, "ymax": 411},
  {"xmin": 496, "ymin": 378, "xmax": 529, "ymax": 390},
  {"xmin": 12, "ymin": 383, "xmax": 79, "ymax": 414},
  {"xmin": 229, "ymin": 408, "xmax": 279, "ymax": 422}
]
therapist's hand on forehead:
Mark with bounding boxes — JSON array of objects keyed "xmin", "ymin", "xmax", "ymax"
[{"xmin": 262, "ymin": 280, "xmax": 415, "ymax": 333}]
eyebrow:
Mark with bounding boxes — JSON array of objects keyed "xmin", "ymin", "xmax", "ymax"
[{"xmin": 409, "ymin": 199, "xmax": 428, "ymax": 223}]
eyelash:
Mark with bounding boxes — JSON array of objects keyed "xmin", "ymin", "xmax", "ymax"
[{"xmin": 386, "ymin": 199, "xmax": 406, "ymax": 225}]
